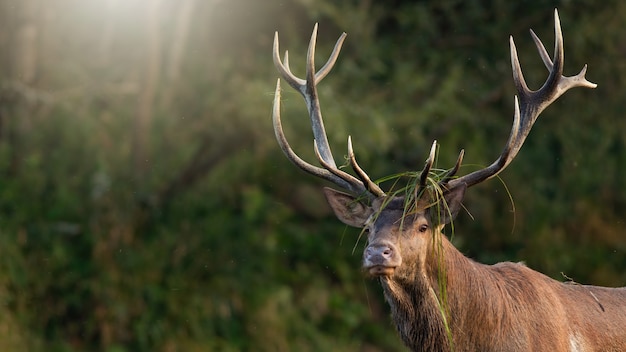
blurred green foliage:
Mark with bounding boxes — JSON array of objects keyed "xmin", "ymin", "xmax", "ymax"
[{"xmin": 0, "ymin": 0, "xmax": 624, "ymax": 351}]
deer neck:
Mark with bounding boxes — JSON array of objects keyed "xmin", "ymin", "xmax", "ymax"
[{"xmin": 379, "ymin": 232, "xmax": 484, "ymax": 351}]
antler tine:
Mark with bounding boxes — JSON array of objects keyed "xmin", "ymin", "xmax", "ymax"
[
  {"xmin": 449, "ymin": 9, "xmax": 596, "ymax": 189},
  {"xmin": 313, "ymin": 142, "xmax": 376, "ymax": 198},
  {"xmin": 282, "ymin": 51, "xmax": 294, "ymax": 77},
  {"xmin": 316, "ymin": 31, "xmax": 347, "ymax": 82},
  {"xmin": 441, "ymin": 149, "xmax": 465, "ymax": 184},
  {"xmin": 272, "ymin": 25, "xmax": 381, "ymax": 200},
  {"xmin": 348, "ymin": 136, "xmax": 386, "ymax": 197},
  {"xmin": 530, "ymin": 29, "xmax": 553, "ymax": 71},
  {"xmin": 273, "ymin": 32, "xmax": 305, "ymax": 89},
  {"xmin": 419, "ymin": 141, "xmax": 437, "ymax": 189}
]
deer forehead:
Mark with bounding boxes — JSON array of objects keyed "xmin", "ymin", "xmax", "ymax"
[{"xmin": 367, "ymin": 197, "xmax": 429, "ymax": 232}]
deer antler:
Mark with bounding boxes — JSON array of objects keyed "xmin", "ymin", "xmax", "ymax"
[
  {"xmin": 272, "ymin": 24, "xmax": 385, "ymax": 199},
  {"xmin": 445, "ymin": 9, "xmax": 596, "ymax": 190},
  {"xmin": 272, "ymin": 10, "xmax": 595, "ymax": 201}
]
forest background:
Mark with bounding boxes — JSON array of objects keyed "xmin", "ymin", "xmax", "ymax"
[{"xmin": 0, "ymin": 0, "xmax": 625, "ymax": 351}]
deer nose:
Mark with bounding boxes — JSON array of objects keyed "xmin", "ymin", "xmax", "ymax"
[
  {"xmin": 367, "ymin": 245, "xmax": 393, "ymax": 259},
  {"xmin": 364, "ymin": 243, "xmax": 399, "ymax": 267}
]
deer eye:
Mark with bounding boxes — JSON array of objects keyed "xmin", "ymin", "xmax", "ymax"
[{"xmin": 418, "ymin": 224, "xmax": 429, "ymax": 233}]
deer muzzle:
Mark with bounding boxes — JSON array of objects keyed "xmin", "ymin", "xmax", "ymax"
[{"xmin": 363, "ymin": 242, "xmax": 401, "ymax": 276}]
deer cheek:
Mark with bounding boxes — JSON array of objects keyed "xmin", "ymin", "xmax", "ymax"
[{"xmin": 401, "ymin": 232, "xmax": 430, "ymax": 267}]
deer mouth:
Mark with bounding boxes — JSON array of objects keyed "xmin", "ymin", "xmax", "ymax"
[{"xmin": 367, "ymin": 265, "xmax": 396, "ymax": 277}]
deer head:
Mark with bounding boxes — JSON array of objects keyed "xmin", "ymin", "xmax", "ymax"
[
  {"xmin": 271, "ymin": 10, "xmax": 595, "ymax": 280},
  {"xmin": 323, "ymin": 184, "xmax": 466, "ymax": 281}
]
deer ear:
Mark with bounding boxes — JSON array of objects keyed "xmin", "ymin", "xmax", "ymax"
[
  {"xmin": 431, "ymin": 183, "xmax": 466, "ymax": 225},
  {"xmin": 323, "ymin": 187, "xmax": 373, "ymax": 228}
]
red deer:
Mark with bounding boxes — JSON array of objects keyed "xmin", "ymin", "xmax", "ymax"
[{"xmin": 271, "ymin": 10, "xmax": 626, "ymax": 352}]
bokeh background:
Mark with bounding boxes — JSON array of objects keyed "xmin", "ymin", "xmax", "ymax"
[{"xmin": 0, "ymin": 0, "xmax": 625, "ymax": 351}]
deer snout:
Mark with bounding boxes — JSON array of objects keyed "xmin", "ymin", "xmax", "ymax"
[{"xmin": 363, "ymin": 243, "xmax": 401, "ymax": 276}]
